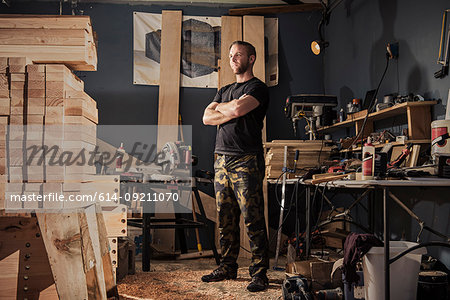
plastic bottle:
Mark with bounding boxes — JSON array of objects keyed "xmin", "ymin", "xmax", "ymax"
[
  {"xmin": 362, "ymin": 137, "xmax": 375, "ymax": 180},
  {"xmin": 339, "ymin": 108, "xmax": 345, "ymax": 123}
]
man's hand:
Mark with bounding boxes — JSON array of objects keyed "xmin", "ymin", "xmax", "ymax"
[
  {"xmin": 202, "ymin": 102, "xmax": 234, "ymax": 126},
  {"xmin": 215, "ymin": 94, "xmax": 260, "ymax": 118}
]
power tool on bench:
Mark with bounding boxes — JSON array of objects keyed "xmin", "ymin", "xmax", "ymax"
[{"xmin": 284, "ymin": 94, "xmax": 337, "ymax": 139}]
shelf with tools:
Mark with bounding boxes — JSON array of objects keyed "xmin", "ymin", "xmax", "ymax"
[
  {"xmin": 317, "ymin": 101, "xmax": 437, "ymax": 140},
  {"xmin": 339, "ymin": 139, "xmax": 431, "ymax": 153}
]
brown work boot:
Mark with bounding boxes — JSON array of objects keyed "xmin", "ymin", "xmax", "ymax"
[{"xmin": 201, "ymin": 266, "xmax": 237, "ymax": 282}]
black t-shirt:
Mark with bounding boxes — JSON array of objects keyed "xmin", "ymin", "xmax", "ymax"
[{"xmin": 213, "ymin": 77, "xmax": 269, "ymax": 155}]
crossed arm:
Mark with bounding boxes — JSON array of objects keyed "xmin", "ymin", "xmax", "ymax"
[{"xmin": 202, "ymin": 94, "xmax": 260, "ymax": 126}]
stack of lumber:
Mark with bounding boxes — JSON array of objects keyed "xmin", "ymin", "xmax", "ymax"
[
  {"xmin": 0, "ymin": 58, "xmax": 101, "ymax": 210},
  {"xmin": 0, "ymin": 15, "xmax": 97, "ymax": 71},
  {"xmin": 265, "ymin": 140, "xmax": 332, "ymax": 179},
  {"xmin": 0, "ymin": 15, "xmax": 126, "ymax": 298}
]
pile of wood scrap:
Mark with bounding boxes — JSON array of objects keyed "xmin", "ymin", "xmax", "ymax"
[
  {"xmin": 265, "ymin": 140, "xmax": 332, "ymax": 179},
  {"xmin": 0, "ymin": 15, "xmax": 97, "ymax": 71}
]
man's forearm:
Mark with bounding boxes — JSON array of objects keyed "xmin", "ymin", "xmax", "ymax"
[
  {"xmin": 203, "ymin": 108, "xmax": 233, "ymax": 125},
  {"xmin": 215, "ymin": 101, "xmax": 237, "ymax": 118}
]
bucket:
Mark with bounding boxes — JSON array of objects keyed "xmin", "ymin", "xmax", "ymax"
[
  {"xmin": 431, "ymin": 120, "xmax": 450, "ymax": 160},
  {"xmin": 362, "ymin": 241, "xmax": 426, "ymax": 300}
]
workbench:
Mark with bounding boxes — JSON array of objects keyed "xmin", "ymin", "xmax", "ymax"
[{"xmin": 270, "ymin": 177, "xmax": 450, "ymax": 300}]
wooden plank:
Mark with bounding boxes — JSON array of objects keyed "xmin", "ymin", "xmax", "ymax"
[
  {"xmin": 36, "ymin": 213, "xmax": 88, "ymax": 299},
  {"xmin": 243, "ymin": 16, "xmax": 265, "ymax": 83},
  {"xmin": 27, "ymin": 64, "xmax": 46, "ymax": 73},
  {"xmin": 408, "ymin": 145, "xmax": 421, "ymax": 167},
  {"xmin": 45, "ymin": 107, "xmax": 64, "ymax": 124},
  {"xmin": 10, "ymin": 73, "xmax": 25, "ymax": 82},
  {"xmin": 156, "ymin": 10, "xmax": 182, "ymax": 151},
  {"xmin": 243, "ymin": 13, "xmax": 267, "ymax": 162},
  {"xmin": 27, "ymin": 71, "xmax": 45, "ymax": 81},
  {"xmin": 407, "ymin": 105, "xmax": 431, "ymax": 139},
  {"xmin": 0, "ymin": 29, "xmax": 87, "ymax": 46},
  {"xmin": 229, "ymin": 3, "xmax": 323, "ymax": 15},
  {"xmin": 355, "ymin": 119, "xmax": 373, "ymax": 137},
  {"xmin": 64, "ymin": 98, "xmax": 98, "ymax": 124},
  {"xmin": 108, "ymin": 237, "xmax": 118, "ymax": 282},
  {"xmin": 102, "ymin": 205, "xmax": 127, "ymax": 237},
  {"xmin": 0, "ymin": 74, "xmax": 9, "ymax": 98},
  {"xmin": 0, "ymin": 45, "xmax": 87, "ymax": 60},
  {"xmin": 219, "ymin": 16, "xmax": 242, "ymax": 89},
  {"xmin": 79, "ymin": 205, "xmax": 106, "ymax": 299},
  {"xmin": 318, "ymin": 101, "xmax": 437, "ymax": 133},
  {"xmin": 0, "ymin": 15, "xmax": 91, "ymax": 31},
  {"xmin": 95, "ymin": 207, "xmax": 119, "ymax": 297},
  {"xmin": 0, "ymin": 97, "xmax": 10, "ymax": 115},
  {"xmin": 197, "ymin": 191, "xmax": 219, "ymax": 250},
  {"xmin": 0, "ymin": 250, "xmax": 19, "ymax": 299},
  {"xmin": 154, "ymin": 11, "xmax": 183, "ymax": 255},
  {"xmin": 0, "ymin": 57, "xmax": 7, "ymax": 73},
  {"xmin": 39, "ymin": 284, "xmax": 59, "ymax": 300}
]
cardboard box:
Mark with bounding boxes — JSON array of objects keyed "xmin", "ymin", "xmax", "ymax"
[{"xmin": 286, "ymin": 257, "xmax": 342, "ymax": 290}]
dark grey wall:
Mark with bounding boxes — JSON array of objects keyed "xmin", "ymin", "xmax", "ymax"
[
  {"xmin": 324, "ymin": 0, "xmax": 450, "ymax": 119},
  {"xmin": 4, "ymin": 0, "xmax": 448, "ymax": 265},
  {"xmin": 1, "ymin": 1, "xmax": 322, "ymax": 174},
  {"xmin": 323, "ymin": 0, "xmax": 450, "ymax": 267}
]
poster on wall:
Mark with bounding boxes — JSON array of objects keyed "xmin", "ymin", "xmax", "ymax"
[
  {"xmin": 133, "ymin": 12, "xmax": 221, "ymax": 88},
  {"xmin": 133, "ymin": 12, "xmax": 278, "ymax": 88}
]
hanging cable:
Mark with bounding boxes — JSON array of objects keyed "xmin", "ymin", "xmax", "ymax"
[{"xmin": 347, "ymin": 54, "xmax": 390, "ymax": 150}]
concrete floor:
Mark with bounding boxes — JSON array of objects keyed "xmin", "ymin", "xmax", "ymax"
[{"xmin": 118, "ymin": 256, "xmax": 288, "ymax": 300}]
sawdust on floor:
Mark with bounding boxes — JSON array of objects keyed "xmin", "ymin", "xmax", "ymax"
[{"xmin": 118, "ymin": 256, "xmax": 287, "ymax": 300}]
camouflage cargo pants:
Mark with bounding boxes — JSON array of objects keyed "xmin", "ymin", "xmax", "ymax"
[{"xmin": 214, "ymin": 153, "xmax": 269, "ymax": 277}]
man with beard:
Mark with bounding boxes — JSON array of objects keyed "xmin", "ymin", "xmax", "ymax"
[{"xmin": 201, "ymin": 41, "xmax": 270, "ymax": 292}]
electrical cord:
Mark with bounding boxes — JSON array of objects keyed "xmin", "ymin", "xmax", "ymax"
[
  {"xmin": 347, "ymin": 54, "xmax": 391, "ymax": 150},
  {"xmin": 270, "ymin": 176, "xmax": 305, "ymax": 253}
]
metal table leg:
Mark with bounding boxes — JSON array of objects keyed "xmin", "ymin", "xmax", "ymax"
[
  {"xmin": 305, "ymin": 185, "xmax": 311, "ymax": 258},
  {"xmin": 142, "ymin": 212, "xmax": 151, "ymax": 272},
  {"xmin": 383, "ymin": 187, "xmax": 390, "ymax": 300}
]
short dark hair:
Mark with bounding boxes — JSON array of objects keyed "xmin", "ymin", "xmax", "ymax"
[{"xmin": 229, "ymin": 41, "xmax": 256, "ymax": 58}]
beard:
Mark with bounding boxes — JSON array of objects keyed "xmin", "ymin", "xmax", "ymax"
[{"xmin": 231, "ymin": 60, "xmax": 250, "ymax": 74}]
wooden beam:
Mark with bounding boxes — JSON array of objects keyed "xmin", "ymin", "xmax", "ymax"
[
  {"xmin": 0, "ymin": 15, "xmax": 91, "ymax": 31},
  {"xmin": 0, "ymin": 29, "xmax": 87, "ymax": 46},
  {"xmin": 156, "ymin": 10, "xmax": 182, "ymax": 150},
  {"xmin": 219, "ymin": 16, "xmax": 242, "ymax": 89},
  {"xmin": 229, "ymin": 3, "xmax": 323, "ymax": 16},
  {"xmin": 243, "ymin": 16, "xmax": 265, "ymax": 85},
  {"xmin": 36, "ymin": 213, "xmax": 88, "ymax": 299}
]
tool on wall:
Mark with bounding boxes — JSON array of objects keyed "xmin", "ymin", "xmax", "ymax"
[
  {"xmin": 435, "ymin": 9, "xmax": 450, "ymax": 79},
  {"xmin": 284, "ymin": 94, "xmax": 337, "ymax": 139}
]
